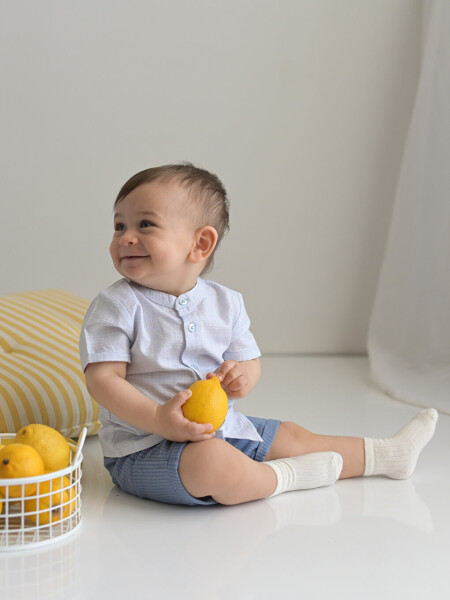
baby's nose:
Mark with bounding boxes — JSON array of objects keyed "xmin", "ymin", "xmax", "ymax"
[{"xmin": 120, "ymin": 231, "xmax": 138, "ymax": 244}]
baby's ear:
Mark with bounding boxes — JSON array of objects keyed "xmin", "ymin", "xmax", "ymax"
[{"xmin": 189, "ymin": 226, "xmax": 218, "ymax": 264}]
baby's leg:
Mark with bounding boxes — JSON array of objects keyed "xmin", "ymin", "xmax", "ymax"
[
  {"xmin": 266, "ymin": 422, "xmax": 364, "ymax": 478},
  {"xmin": 178, "ymin": 439, "xmax": 341, "ymax": 505},
  {"xmin": 266, "ymin": 408, "xmax": 438, "ymax": 480},
  {"xmin": 179, "ymin": 438, "xmax": 276, "ymax": 505}
]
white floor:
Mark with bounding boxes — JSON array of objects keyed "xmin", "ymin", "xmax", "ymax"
[{"xmin": 1, "ymin": 356, "xmax": 449, "ymax": 600}]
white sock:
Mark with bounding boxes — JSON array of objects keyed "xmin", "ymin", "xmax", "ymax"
[
  {"xmin": 266, "ymin": 452, "xmax": 343, "ymax": 497},
  {"xmin": 364, "ymin": 408, "xmax": 438, "ymax": 479}
]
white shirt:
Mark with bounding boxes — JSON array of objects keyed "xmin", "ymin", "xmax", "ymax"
[{"xmin": 79, "ymin": 278, "xmax": 262, "ymax": 457}]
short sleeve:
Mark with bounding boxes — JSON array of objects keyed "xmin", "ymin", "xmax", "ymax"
[
  {"xmin": 79, "ymin": 290, "xmax": 134, "ymax": 371},
  {"xmin": 223, "ymin": 293, "xmax": 261, "ymax": 362}
]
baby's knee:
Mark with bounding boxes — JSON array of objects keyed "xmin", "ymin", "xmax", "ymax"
[
  {"xmin": 267, "ymin": 420, "xmax": 315, "ymax": 459},
  {"xmin": 279, "ymin": 420, "xmax": 314, "ymax": 440},
  {"xmin": 195, "ymin": 438, "xmax": 238, "ymax": 474},
  {"xmin": 180, "ymin": 438, "xmax": 243, "ymax": 491}
]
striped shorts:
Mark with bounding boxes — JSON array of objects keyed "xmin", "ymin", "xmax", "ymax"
[{"xmin": 104, "ymin": 416, "xmax": 281, "ymax": 506}]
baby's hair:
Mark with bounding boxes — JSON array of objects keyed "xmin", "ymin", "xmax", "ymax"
[{"xmin": 115, "ymin": 163, "xmax": 230, "ymax": 273}]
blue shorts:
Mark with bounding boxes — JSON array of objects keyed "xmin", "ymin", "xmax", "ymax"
[{"xmin": 104, "ymin": 416, "xmax": 281, "ymax": 506}]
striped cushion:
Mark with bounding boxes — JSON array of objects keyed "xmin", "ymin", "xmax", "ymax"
[{"xmin": 0, "ymin": 289, "xmax": 100, "ymax": 438}]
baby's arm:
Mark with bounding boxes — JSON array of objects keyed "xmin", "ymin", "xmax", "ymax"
[
  {"xmin": 84, "ymin": 362, "xmax": 215, "ymax": 442},
  {"xmin": 208, "ymin": 358, "xmax": 261, "ymax": 399}
]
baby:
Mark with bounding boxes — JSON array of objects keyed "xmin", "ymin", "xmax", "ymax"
[{"xmin": 79, "ymin": 163, "xmax": 438, "ymax": 506}]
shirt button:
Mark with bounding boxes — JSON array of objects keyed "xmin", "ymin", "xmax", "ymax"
[
  {"xmin": 188, "ymin": 322, "xmax": 196, "ymax": 332},
  {"xmin": 179, "ymin": 297, "xmax": 188, "ymax": 305}
]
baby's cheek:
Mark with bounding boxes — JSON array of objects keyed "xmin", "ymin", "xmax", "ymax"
[{"xmin": 109, "ymin": 241, "xmax": 118, "ymax": 261}]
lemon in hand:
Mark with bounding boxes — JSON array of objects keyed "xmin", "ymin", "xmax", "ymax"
[
  {"xmin": 0, "ymin": 443, "xmax": 45, "ymax": 497},
  {"xmin": 182, "ymin": 376, "xmax": 228, "ymax": 433},
  {"xmin": 15, "ymin": 424, "xmax": 70, "ymax": 471}
]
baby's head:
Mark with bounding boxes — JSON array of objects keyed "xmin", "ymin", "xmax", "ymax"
[{"xmin": 115, "ymin": 163, "xmax": 229, "ymax": 274}]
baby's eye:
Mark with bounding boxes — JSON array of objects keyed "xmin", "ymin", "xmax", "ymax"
[
  {"xmin": 140, "ymin": 220, "xmax": 154, "ymax": 229},
  {"xmin": 114, "ymin": 223, "xmax": 125, "ymax": 231}
]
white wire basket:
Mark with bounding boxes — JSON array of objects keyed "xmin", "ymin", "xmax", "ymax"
[{"xmin": 0, "ymin": 427, "xmax": 86, "ymax": 551}]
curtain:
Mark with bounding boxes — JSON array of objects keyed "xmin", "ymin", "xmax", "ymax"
[{"xmin": 368, "ymin": 0, "xmax": 450, "ymax": 415}]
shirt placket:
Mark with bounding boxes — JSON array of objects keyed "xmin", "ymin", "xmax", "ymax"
[{"xmin": 176, "ymin": 295, "xmax": 201, "ymax": 377}]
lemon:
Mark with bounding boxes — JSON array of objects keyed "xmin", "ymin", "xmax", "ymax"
[
  {"xmin": 0, "ymin": 443, "xmax": 45, "ymax": 497},
  {"xmin": 25, "ymin": 473, "xmax": 76, "ymax": 525},
  {"xmin": 0, "ymin": 439, "xmax": 16, "ymax": 446},
  {"xmin": 15, "ymin": 424, "xmax": 70, "ymax": 471},
  {"xmin": 182, "ymin": 376, "xmax": 228, "ymax": 433}
]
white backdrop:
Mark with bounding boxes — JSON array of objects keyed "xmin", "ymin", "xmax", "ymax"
[
  {"xmin": 0, "ymin": 0, "xmax": 422, "ymax": 353},
  {"xmin": 368, "ymin": 0, "xmax": 450, "ymax": 413}
]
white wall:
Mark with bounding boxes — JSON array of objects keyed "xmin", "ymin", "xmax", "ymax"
[{"xmin": 0, "ymin": 0, "xmax": 422, "ymax": 353}]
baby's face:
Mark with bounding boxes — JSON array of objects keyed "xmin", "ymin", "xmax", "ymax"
[{"xmin": 110, "ymin": 180, "xmax": 199, "ymax": 295}]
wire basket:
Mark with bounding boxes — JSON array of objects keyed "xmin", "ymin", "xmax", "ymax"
[{"xmin": 0, "ymin": 427, "xmax": 86, "ymax": 551}]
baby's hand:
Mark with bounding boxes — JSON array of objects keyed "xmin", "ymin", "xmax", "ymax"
[
  {"xmin": 153, "ymin": 390, "xmax": 215, "ymax": 443},
  {"xmin": 207, "ymin": 360, "xmax": 255, "ymax": 399}
]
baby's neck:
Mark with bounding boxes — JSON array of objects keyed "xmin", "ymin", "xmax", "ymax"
[{"xmin": 135, "ymin": 277, "xmax": 201, "ymax": 298}]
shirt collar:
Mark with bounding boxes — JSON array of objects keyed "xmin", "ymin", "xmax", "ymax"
[{"xmin": 129, "ymin": 278, "xmax": 206, "ymax": 308}]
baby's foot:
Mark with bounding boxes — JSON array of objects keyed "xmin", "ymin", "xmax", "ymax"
[{"xmin": 364, "ymin": 408, "xmax": 438, "ymax": 479}]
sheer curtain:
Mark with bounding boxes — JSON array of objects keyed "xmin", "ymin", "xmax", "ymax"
[{"xmin": 368, "ymin": 0, "xmax": 450, "ymax": 415}]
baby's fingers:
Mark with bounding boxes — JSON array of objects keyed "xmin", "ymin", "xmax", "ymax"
[
  {"xmin": 189, "ymin": 430, "xmax": 216, "ymax": 442},
  {"xmin": 184, "ymin": 419, "xmax": 215, "ymax": 438},
  {"xmin": 208, "ymin": 360, "xmax": 235, "ymax": 382},
  {"xmin": 171, "ymin": 389, "xmax": 192, "ymax": 408}
]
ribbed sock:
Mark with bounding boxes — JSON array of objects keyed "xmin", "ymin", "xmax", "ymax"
[
  {"xmin": 266, "ymin": 452, "xmax": 343, "ymax": 497},
  {"xmin": 364, "ymin": 408, "xmax": 438, "ymax": 479}
]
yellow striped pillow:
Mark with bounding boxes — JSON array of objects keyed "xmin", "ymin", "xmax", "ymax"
[{"xmin": 0, "ymin": 289, "xmax": 100, "ymax": 438}]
